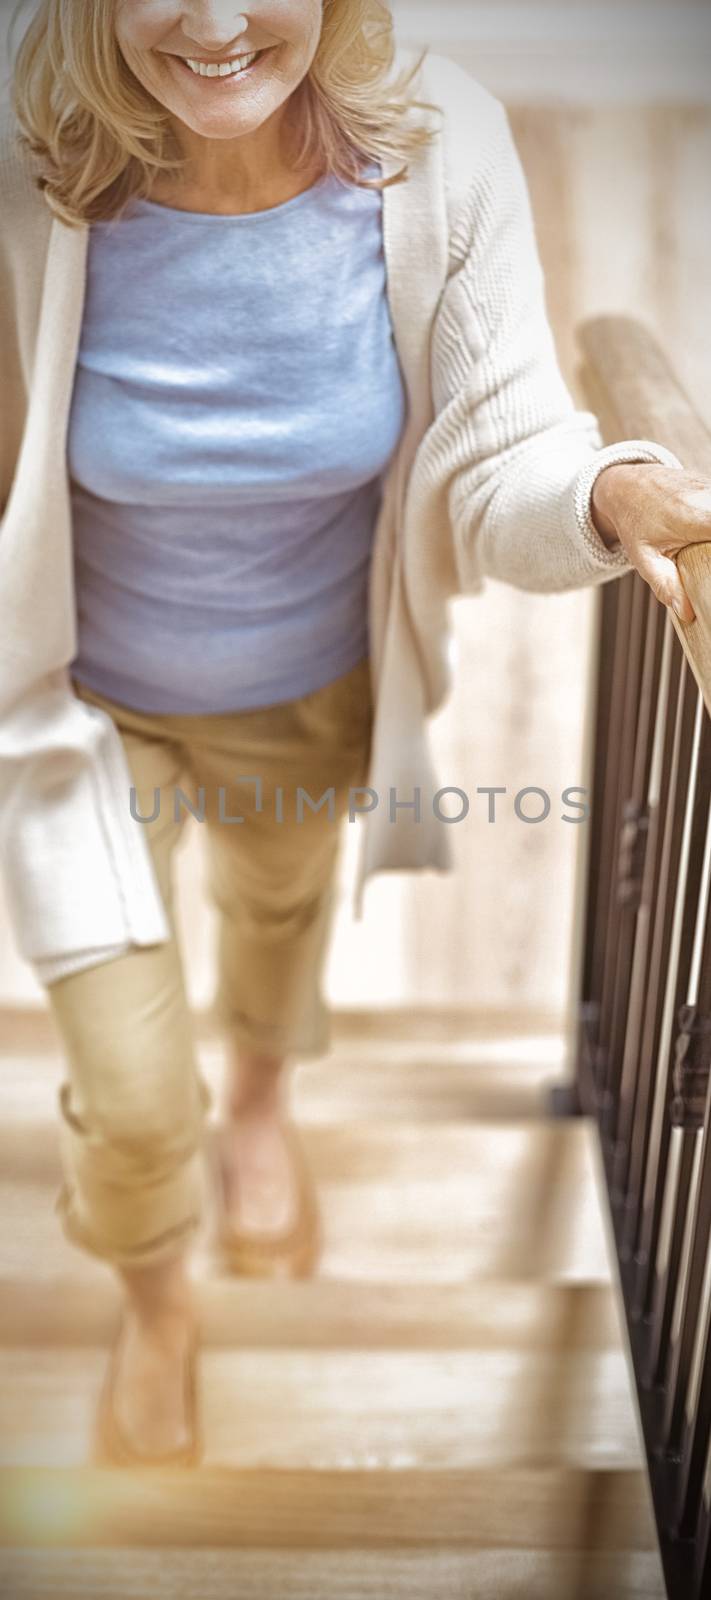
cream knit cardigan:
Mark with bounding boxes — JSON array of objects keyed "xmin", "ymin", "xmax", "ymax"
[{"xmin": 0, "ymin": 48, "xmax": 683, "ymax": 986}]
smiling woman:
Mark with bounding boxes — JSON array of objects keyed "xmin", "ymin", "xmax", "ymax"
[
  {"xmin": 2, "ymin": 0, "xmax": 703, "ymax": 1477},
  {"xmin": 12, "ymin": 0, "xmax": 441, "ymax": 220},
  {"xmin": 5, "ymin": 0, "xmax": 449, "ymax": 1473}
]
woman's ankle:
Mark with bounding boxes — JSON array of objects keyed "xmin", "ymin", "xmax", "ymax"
[
  {"xmin": 226, "ymin": 1041, "xmax": 290, "ymax": 1117},
  {"xmin": 117, "ymin": 1250, "xmax": 194, "ymax": 1328}
]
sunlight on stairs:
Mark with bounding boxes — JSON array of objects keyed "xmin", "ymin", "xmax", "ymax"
[{"xmin": 0, "ymin": 1014, "xmax": 667, "ymax": 1599}]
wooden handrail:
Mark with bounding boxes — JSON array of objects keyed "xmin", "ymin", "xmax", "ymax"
[{"xmin": 576, "ymin": 314, "xmax": 711, "ymax": 714}]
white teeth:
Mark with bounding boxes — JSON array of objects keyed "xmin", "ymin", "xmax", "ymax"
[{"xmin": 185, "ymin": 51, "xmax": 260, "ymax": 78}]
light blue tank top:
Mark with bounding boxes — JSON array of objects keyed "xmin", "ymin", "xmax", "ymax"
[{"xmin": 67, "ymin": 162, "xmax": 408, "ymax": 713}]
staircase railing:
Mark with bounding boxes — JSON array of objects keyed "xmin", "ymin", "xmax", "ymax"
[{"xmin": 560, "ymin": 315, "xmax": 711, "ymax": 1600}]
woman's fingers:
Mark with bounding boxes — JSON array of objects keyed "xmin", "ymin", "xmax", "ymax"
[
  {"xmin": 634, "ymin": 543, "xmax": 696, "ymax": 625},
  {"xmin": 597, "ymin": 465, "xmax": 711, "ymax": 625}
]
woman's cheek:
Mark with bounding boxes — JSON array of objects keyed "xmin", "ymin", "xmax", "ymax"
[
  {"xmin": 260, "ymin": 1, "xmax": 323, "ymax": 57},
  {"xmin": 115, "ymin": 1, "xmax": 183, "ymax": 55}
]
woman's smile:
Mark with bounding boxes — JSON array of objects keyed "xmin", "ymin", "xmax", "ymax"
[{"xmin": 170, "ymin": 45, "xmax": 277, "ymax": 85}]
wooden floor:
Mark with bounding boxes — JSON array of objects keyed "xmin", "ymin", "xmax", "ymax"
[{"xmin": 0, "ymin": 1014, "xmax": 667, "ymax": 1599}]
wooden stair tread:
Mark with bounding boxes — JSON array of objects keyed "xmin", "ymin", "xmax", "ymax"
[
  {"xmin": 0, "ymin": 1006, "xmax": 567, "ymax": 1054},
  {"xmin": 1, "ymin": 1278, "xmax": 625, "ymax": 1350},
  {"xmin": 0, "ymin": 1344, "xmax": 643, "ymax": 1470},
  {"xmin": 0, "ymin": 1044, "xmax": 569, "ymax": 1122},
  {"xmin": 0, "ymin": 1544, "xmax": 668, "ymax": 1600},
  {"xmin": 0, "ymin": 1465, "xmax": 658, "ymax": 1549},
  {"xmin": 0, "ymin": 1114, "xmax": 601, "ymax": 1176},
  {"xmin": 0, "ymin": 1117, "xmax": 612, "ymax": 1284}
]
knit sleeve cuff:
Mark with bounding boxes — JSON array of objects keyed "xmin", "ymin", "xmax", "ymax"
[{"xmin": 571, "ymin": 438, "xmax": 686, "ymax": 571}]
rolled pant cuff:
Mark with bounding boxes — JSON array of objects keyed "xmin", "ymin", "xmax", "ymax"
[
  {"xmin": 210, "ymin": 999, "xmax": 332, "ymax": 1060},
  {"xmin": 53, "ymin": 1178, "xmax": 205, "ymax": 1270}
]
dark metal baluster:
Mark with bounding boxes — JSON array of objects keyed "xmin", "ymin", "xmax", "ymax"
[
  {"xmin": 583, "ymin": 581, "xmax": 621, "ymax": 1008},
  {"xmin": 658, "ymin": 868, "xmax": 711, "ymax": 1527},
  {"xmin": 607, "ymin": 623, "xmax": 680, "ymax": 1216},
  {"xmin": 599, "ymin": 580, "xmax": 655, "ymax": 1145},
  {"xmin": 620, "ymin": 659, "xmax": 699, "ymax": 1263},
  {"xmin": 636, "ymin": 707, "xmax": 711, "ymax": 1357},
  {"xmin": 595, "ymin": 574, "xmax": 643, "ymax": 1116},
  {"xmin": 575, "ymin": 581, "xmax": 623, "ymax": 1115},
  {"xmin": 693, "ymin": 1475, "xmax": 711, "ymax": 1598},
  {"xmin": 647, "ymin": 1130, "xmax": 702, "ymax": 1394},
  {"xmin": 603, "ymin": 590, "xmax": 664, "ymax": 1154},
  {"xmin": 668, "ymin": 1178, "xmax": 711, "ymax": 1542}
]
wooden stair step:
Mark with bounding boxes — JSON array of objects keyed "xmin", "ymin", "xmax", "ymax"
[
  {"xmin": 0, "ymin": 1005, "xmax": 566, "ymax": 1056},
  {"xmin": 0, "ymin": 1343, "xmax": 644, "ymax": 1471},
  {"xmin": 0, "ymin": 1465, "xmax": 658, "ymax": 1551},
  {"xmin": 0, "ymin": 1037, "xmax": 569, "ymax": 1123},
  {"xmin": 0, "ymin": 1278, "xmax": 624, "ymax": 1350},
  {"xmin": 0, "ymin": 1119, "xmax": 612, "ymax": 1283},
  {"xmin": 0, "ymin": 1544, "xmax": 667, "ymax": 1600},
  {"xmin": 0, "ymin": 1116, "xmax": 600, "ymax": 1183},
  {"xmin": 260, "ymin": 1039, "xmax": 565, "ymax": 1122}
]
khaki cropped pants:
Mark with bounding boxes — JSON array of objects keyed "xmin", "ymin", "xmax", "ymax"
[{"xmin": 45, "ymin": 657, "xmax": 373, "ymax": 1269}]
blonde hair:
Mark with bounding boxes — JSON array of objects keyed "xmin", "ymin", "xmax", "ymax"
[{"xmin": 10, "ymin": 0, "xmax": 442, "ymax": 227}]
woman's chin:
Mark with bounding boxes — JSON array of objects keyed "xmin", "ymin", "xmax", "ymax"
[
  {"xmin": 168, "ymin": 103, "xmax": 267, "ymax": 140},
  {"xmin": 158, "ymin": 56, "xmax": 281, "ymax": 140}
]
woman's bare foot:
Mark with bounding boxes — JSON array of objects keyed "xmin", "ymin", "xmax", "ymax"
[
  {"xmin": 113, "ymin": 1252, "xmax": 196, "ymax": 1456},
  {"xmin": 220, "ymin": 1043, "xmax": 299, "ymax": 1235}
]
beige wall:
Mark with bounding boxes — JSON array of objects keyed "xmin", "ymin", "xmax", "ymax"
[
  {"xmin": 393, "ymin": 0, "xmax": 711, "ymax": 105},
  {"xmin": 1, "ymin": 10, "xmax": 709, "ymax": 1026}
]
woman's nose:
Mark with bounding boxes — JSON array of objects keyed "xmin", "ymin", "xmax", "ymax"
[{"xmin": 181, "ymin": 4, "xmax": 250, "ymax": 50}]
